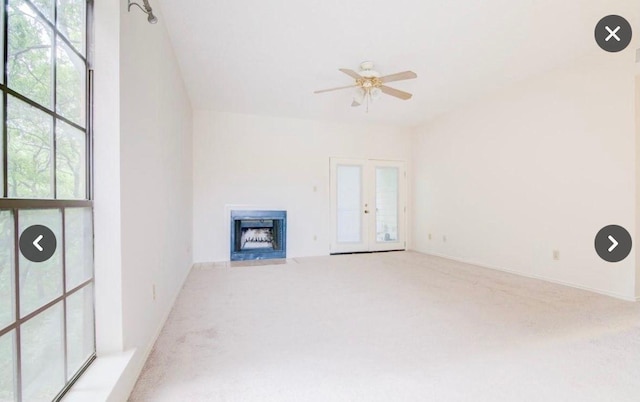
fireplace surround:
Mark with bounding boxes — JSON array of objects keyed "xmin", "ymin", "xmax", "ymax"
[{"xmin": 230, "ymin": 210, "xmax": 287, "ymax": 261}]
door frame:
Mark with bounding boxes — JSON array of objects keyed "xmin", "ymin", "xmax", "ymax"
[{"xmin": 329, "ymin": 157, "xmax": 407, "ymax": 254}]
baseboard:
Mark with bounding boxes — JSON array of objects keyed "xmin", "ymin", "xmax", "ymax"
[
  {"xmin": 77, "ymin": 264, "xmax": 193, "ymax": 402},
  {"xmin": 417, "ymin": 250, "xmax": 637, "ymax": 302},
  {"xmin": 104, "ymin": 263, "xmax": 193, "ymax": 402}
]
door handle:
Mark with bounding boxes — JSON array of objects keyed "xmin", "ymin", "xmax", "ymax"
[{"xmin": 364, "ymin": 210, "xmax": 369, "ymax": 214}]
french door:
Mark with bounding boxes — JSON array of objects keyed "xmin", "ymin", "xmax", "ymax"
[{"xmin": 330, "ymin": 158, "xmax": 406, "ymax": 253}]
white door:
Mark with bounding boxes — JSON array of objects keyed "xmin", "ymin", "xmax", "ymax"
[{"xmin": 330, "ymin": 158, "xmax": 406, "ymax": 253}]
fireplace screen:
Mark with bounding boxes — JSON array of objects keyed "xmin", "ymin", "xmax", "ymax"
[{"xmin": 230, "ymin": 210, "xmax": 287, "ymax": 261}]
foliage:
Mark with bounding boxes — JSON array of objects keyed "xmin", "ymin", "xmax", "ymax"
[
  {"xmin": 0, "ymin": 0, "xmax": 89, "ymax": 400},
  {"xmin": 7, "ymin": 0, "xmax": 86, "ymax": 200}
]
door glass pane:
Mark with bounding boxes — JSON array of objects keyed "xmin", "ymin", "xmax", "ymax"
[
  {"xmin": 0, "ymin": 211, "xmax": 15, "ymax": 329},
  {"xmin": 56, "ymin": 120, "xmax": 86, "ymax": 199},
  {"xmin": 0, "ymin": 330, "xmax": 16, "ymax": 401},
  {"xmin": 8, "ymin": 0, "xmax": 54, "ymax": 108},
  {"xmin": 64, "ymin": 208, "xmax": 92, "ymax": 289},
  {"xmin": 66, "ymin": 284, "xmax": 93, "ymax": 378},
  {"xmin": 7, "ymin": 96, "xmax": 54, "ymax": 199},
  {"xmin": 21, "ymin": 302, "xmax": 64, "ymax": 402},
  {"xmin": 18, "ymin": 209, "xmax": 62, "ymax": 316},
  {"xmin": 336, "ymin": 165, "xmax": 361, "ymax": 243},
  {"xmin": 57, "ymin": 0, "xmax": 86, "ymax": 55},
  {"xmin": 375, "ymin": 167, "xmax": 399, "ymax": 242},
  {"xmin": 56, "ymin": 39, "xmax": 86, "ymax": 126}
]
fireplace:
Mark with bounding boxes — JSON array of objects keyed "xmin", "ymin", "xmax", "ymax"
[{"xmin": 230, "ymin": 210, "xmax": 287, "ymax": 261}]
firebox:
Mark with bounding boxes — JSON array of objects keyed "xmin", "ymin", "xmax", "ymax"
[{"xmin": 230, "ymin": 210, "xmax": 287, "ymax": 261}]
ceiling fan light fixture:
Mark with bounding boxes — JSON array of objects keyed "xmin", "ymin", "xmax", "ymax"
[
  {"xmin": 352, "ymin": 88, "xmax": 365, "ymax": 106},
  {"xmin": 314, "ymin": 62, "xmax": 417, "ymax": 111}
]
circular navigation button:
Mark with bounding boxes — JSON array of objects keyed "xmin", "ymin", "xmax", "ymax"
[
  {"xmin": 19, "ymin": 225, "xmax": 57, "ymax": 263},
  {"xmin": 594, "ymin": 225, "xmax": 632, "ymax": 263},
  {"xmin": 595, "ymin": 15, "xmax": 632, "ymax": 53}
]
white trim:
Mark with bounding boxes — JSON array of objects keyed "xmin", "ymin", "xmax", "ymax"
[
  {"xmin": 62, "ymin": 350, "xmax": 135, "ymax": 402},
  {"xmin": 415, "ymin": 250, "xmax": 637, "ymax": 302}
]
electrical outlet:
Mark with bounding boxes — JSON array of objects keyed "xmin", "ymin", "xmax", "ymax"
[
  {"xmin": 428, "ymin": 233, "xmax": 432, "ymax": 240},
  {"xmin": 443, "ymin": 235, "xmax": 447, "ymax": 242},
  {"xmin": 553, "ymin": 250, "xmax": 560, "ymax": 260},
  {"xmin": 313, "ymin": 235, "xmax": 317, "ymax": 241},
  {"xmin": 152, "ymin": 284, "xmax": 156, "ymax": 301}
]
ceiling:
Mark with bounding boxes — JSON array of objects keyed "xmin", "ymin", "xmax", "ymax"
[{"xmin": 156, "ymin": 0, "xmax": 630, "ymax": 127}]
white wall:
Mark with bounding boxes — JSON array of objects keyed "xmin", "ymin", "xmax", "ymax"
[
  {"xmin": 412, "ymin": 49, "xmax": 638, "ymax": 300},
  {"xmin": 69, "ymin": 3, "xmax": 194, "ymax": 401},
  {"xmin": 92, "ymin": 0, "xmax": 123, "ymax": 357},
  {"xmin": 635, "ymin": 73, "xmax": 640, "ymax": 300},
  {"xmin": 193, "ymin": 111, "xmax": 411, "ymax": 262},
  {"xmin": 118, "ymin": 0, "xmax": 194, "ymax": 391}
]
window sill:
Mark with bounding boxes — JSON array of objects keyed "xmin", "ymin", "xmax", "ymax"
[{"xmin": 62, "ymin": 350, "xmax": 136, "ymax": 402}]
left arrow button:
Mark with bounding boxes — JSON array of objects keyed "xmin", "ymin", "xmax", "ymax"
[
  {"xmin": 19, "ymin": 225, "xmax": 57, "ymax": 263},
  {"xmin": 33, "ymin": 234, "xmax": 44, "ymax": 251}
]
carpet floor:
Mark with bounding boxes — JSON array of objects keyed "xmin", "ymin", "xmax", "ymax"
[{"xmin": 129, "ymin": 251, "xmax": 640, "ymax": 401}]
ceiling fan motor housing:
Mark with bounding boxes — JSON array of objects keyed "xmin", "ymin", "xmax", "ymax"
[{"xmin": 359, "ymin": 61, "xmax": 381, "ymax": 78}]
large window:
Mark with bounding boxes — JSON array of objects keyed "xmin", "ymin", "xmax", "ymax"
[{"xmin": 0, "ymin": 0, "xmax": 93, "ymax": 401}]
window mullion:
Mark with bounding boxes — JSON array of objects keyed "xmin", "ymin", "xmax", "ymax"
[
  {"xmin": 53, "ymin": 2, "xmax": 58, "ymax": 200},
  {"xmin": 2, "ymin": 0, "xmax": 8, "ymax": 198},
  {"xmin": 13, "ymin": 208, "xmax": 22, "ymax": 402}
]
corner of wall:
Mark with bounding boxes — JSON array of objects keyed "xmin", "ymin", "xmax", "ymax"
[
  {"xmin": 93, "ymin": 0, "xmax": 124, "ymax": 355},
  {"xmin": 635, "ymin": 73, "xmax": 640, "ymax": 300}
]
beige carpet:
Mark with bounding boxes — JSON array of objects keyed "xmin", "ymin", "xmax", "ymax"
[{"xmin": 129, "ymin": 251, "xmax": 640, "ymax": 401}]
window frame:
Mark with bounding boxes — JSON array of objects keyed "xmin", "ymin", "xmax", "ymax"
[{"xmin": 0, "ymin": 0, "xmax": 95, "ymax": 400}]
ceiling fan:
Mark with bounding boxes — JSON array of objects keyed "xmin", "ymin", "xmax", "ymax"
[{"xmin": 314, "ymin": 61, "xmax": 417, "ymax": 111}]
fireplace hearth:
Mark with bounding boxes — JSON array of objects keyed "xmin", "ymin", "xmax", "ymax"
[{"xmin": 230, "ymin": 210, "xmax": 286, "ymax": 261}]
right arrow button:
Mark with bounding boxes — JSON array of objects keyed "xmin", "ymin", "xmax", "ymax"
[
  {"xmin": 607, "ymin": 235, "xmax": 618, "ymax": 252},
  {"xmin": 595, "ymin": 225, "xmax": 632, "ymax": 262}
]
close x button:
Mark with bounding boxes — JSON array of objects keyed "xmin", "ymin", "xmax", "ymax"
[{"xmin": 595, "ymin": 15, "xmax": 632, "ymax": 53}]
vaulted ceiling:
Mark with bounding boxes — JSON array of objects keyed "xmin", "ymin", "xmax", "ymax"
[{"xmin": 156, "ymin": 0, "xmax": 631, "ymax": 127}]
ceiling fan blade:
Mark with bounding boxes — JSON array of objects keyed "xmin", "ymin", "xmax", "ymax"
[
  {"xmin": 339, "ymin": 68, "xmax": 362, "ymax": 80},
  {"xmin": 380, "ymin": 71, "xmax": 417, "ymax": 84},
  {"xmin": 314, "ymin": 84, "xmax": 357, "ymax": 94},
  {"xmin": 380, "ymin": 85, "xmax": 413, "ymax": 100}
]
